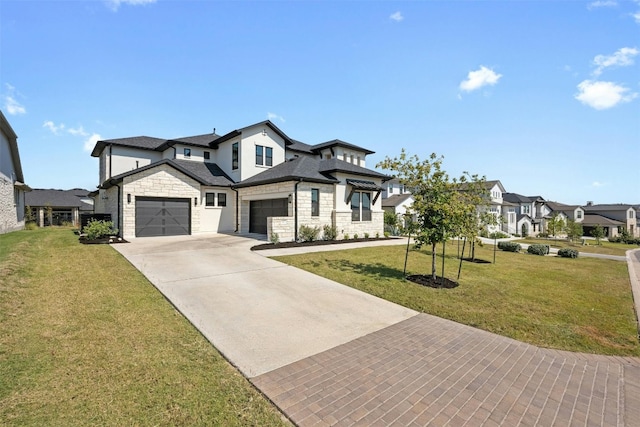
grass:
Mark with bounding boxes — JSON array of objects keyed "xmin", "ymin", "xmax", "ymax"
[
  {"xmin": 0, "ymin": 227, "xmax": 288, "ymax": 426},
  {"xmin": 273, "ymin": 239, "xmax": 640, "ymax": 357},
  {"xmin": 513, "ymin": 237, "xmax": 637, "ymax": 257}
]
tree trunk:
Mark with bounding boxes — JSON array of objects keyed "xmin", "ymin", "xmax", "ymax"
[
  {"xmin": 441, "ymin": 241, "xmax": 446, "ymax": 286},
  {"xmin": 457, "ymin": 237, "xmax": 467, "ymax": 280},
  {"xmin": 431, "ymin": 242, "xmax": 437, "ymax": 281}
]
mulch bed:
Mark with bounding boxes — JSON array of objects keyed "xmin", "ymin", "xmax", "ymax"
[
  {"xmin": 406, "ymin": 274, "xmax": 459, "ymax": 289},
  {"xmin": 251, "ymin": 237, "xmax": 396, "ymax": 251},
  {"xmin": 79, "ymin": 236, "xmax": 129, "ymax": 245}
]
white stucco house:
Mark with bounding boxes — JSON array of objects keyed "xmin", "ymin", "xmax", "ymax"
[
  {"xmin": 91, "ymin": 120, "xmax": 389, "ymax": 240},
  {"xmin": 0, "ymin": 111, "xmax": 30, "ymax": 234},
  {"xmin": 381, "ymin": 178, "xmax": 414, "ymax": 226}
]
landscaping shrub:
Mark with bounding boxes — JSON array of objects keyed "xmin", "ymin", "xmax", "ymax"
[
  {"xmin": 537, "ymin": 232, "xmax": 549, "ymax": 238},
  {"xmin": 558, "ymin": 248, "xmax": 579, "ymax": 258},
  {"xmin": 82, "ymin": 219, "xmax": 118, "ymax": 240},
  {"xmin": 497, "ymin": 241, "xmax": 521, "ymax": 252},
  {"xmin": 343, "ymin": 233, "xmax": 350, "ymax": 240},
  {"xmin": 353, "ymin": 233, "xmax": 359, "ymax": 239},
  {"xmin": 489, "ymin": 231, "xmax": 509, "ymax": 239},
  {"xmin": 269, "ymin": 232, "xmax": 280, "ymax": 244},
  {"xmin": 298, "ymin": 224, "xmax": 320, "ymax": 242},
  {"xmin": 322, "ymin": 224, "xmax": 337, "ymax": 241},
  {"xmin": 25, "ymin": 221, "xmax": 38, "ymax": 230},
  {"xmin": 364, "ymin": 232, "xmax": 370, "ymax": 239},
  {"xmin": 527, "ymin": 244, "xmax": 549, "ymax": 256}
]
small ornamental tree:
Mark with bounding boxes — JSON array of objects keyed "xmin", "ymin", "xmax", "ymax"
[
  {"xmin": 565, "ymin": 219, "xmax": 583, "ymax": 243},
  {"xmin": 547, "ymin": 213, "xmax": 565, "ymax": 237},
  {"xmin": 590, "ymin": 224, "xmax": 605, "ymax": 245}
]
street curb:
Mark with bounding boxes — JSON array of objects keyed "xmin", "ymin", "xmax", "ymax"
[{"xmin": 626, "ymin": 248, "xmax": 640, "ymax": 340}]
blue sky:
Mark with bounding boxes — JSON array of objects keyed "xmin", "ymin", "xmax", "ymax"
[{"xmin": 2, "ymin": 0, "xmax": 638, "ymax": 205}]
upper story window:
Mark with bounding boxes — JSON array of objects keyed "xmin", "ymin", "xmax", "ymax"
[
  {"xmin": 351, "ymin": 192, "xmax": 371, "ymax": 222},
  {"xmin": 522, "ymin": 205, "xmax": 530, "ymax": 214},
  {"xmin": 576, "ymin": 210, "xmax": 583, "ymax": 219},
  {"xmin": 311, "ymin": 189, "xmax": 319, "ymax": 216},
  {"xmin": 204, "ymin": 151, "xmax": 210, "ymax": 160},
  {"xmin": 629, "ymin": 210, "xmax": 635, "ymax": 219},
  {"xmin": 255, "ymin": 145, "xmax": 273, "ymax": 167},
  {"xmin": 184, "ymin": 148, "xmax": 191, "ymax": 158},
  {"xmin": 232, "ymin": 142, "xmax": 239, "ymax": 170}
]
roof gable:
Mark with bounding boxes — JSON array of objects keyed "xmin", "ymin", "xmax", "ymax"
[{"xmin": 311, "ymin": 139, "xmax": 374, "ymax": 155}]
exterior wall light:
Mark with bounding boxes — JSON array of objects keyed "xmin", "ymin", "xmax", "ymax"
[{"xmin": 127, "ymin": 193, "xmax": 131, "ymax": 203}]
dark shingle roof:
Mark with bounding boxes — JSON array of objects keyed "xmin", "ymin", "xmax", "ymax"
[
  {"xmin": 25, "ymin": 189, "xmax": 85, "ymax": 208},
  {"xmin": 233, "ymin": 157, "xmax": 338, "ymax": 188},
  {"xmin": 382, "ymin": 193, "xmax": 413, "ymax": 208},
  {"xmin": 582, "ymin": 214, "xmax": 625, "ymax": 226},
  {"xmin": 545, "ymin": 201, "xmax": 579, "ymax": 211},
  {"xmin": 503, "ymin": 193, "xmax": 531, "ymax": 203},
  {"xmin": 288, "ymin": 139, "xmax": 315, "ymax": 154},
  {"xmin": 583, "ymin": 204, "xmax": 636, "ymax": 211},
  {"xmin": 91, "ymin": 136, "xmax": 167, "ymax": 157},
  {"xmin": 319, "ymin": 158, "xmax": 389, "ymax": 180},
  {"xmin": 169, "ymin": 133, "xmax": 221, "ymax": 147},
  {"xmin": 101, "ymin": 159, "xmax": 234, "ymax": 189},
  {"xmin": 312, "ymin": 139, "xmax": 374, "ymax": 155},
  {"xmin": 212, "ymin": 120, "xmax": 294, "ymax": 147}
]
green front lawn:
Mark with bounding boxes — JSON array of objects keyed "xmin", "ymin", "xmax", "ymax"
[
  {"xmin": 0, "ymin": 228, "xmax": 288, "ymax": 426},
  {"xmin": 513, "ymin": 237, "xmax": 636, "ymax": 257},
  {"xmin": 273, "ymin": 240, "xmax": 640, "ymax": 357}
]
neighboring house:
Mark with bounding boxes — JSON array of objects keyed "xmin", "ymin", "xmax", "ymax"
[
  {"xmin": 478, "ymin": 180, "xmax": 507, "ymax": 234},
  {"xmin": 0, "ymin": 111, "xmax": 30, "ymax": 234},
  {"xmin": 381, "ymin": 178, "xmax": 414, "ymax": 226},
  {"xmin": 91, "ymin": 120, "xmax": 388, "ymax": 240},
  {"xmin": 502, "ymin": 193, "xmax": 549, "ymax": 236},
  {"xmin": 25, "ymin": 188, "xmax": 94, "ymax": 227},
  {"xmin": 581, "ymin": 203, "xmax": 639, "ymax": 238}
]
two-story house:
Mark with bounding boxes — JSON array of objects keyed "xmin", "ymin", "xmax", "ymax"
[
  {"xmin": 91, "ymin": 120, "xmax": 388, "ymax": 240},
  {"xmin": 502, "ymin": 193, "xmax": 550, "ymax": 236},
  {"xmin": 581, "ymin": 203, "xmax": 639, "ymax": 238},
  {"xmin": 0, "ymin": 111, "xmax": 30, "ymax": 234},
  {"xmin": 381, "ymin": 178, "xmax": 414, "ymax": 226}
]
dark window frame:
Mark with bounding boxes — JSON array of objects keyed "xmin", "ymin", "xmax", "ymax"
[
  {"xmin": 204, "ymin": 151, "xmax": 210, "ymax": 160},
  {"xmin": 205, "ymin": 193, "xmax": 215, "ymax": 207},
  {"xmin": 351, "ymin": 191, "xmax": 371, "ymax": 222},
  {"xmin": 232, "ymin": 142, "xmax": 239, "ymax": 170},
  {"xmin": 184, "ymin": 148, "xmax": 191, "ymax": 158},
  {"xmin": 255, "ymin": 145, "xmax": 263, "ymax": 166},
  {"xmin": 265, "ymin": 146, "xmax": 273, "ymax": 166},
  {"xmin": 217, "ymin": 193, "xmax": 227, "ymax": 207}
]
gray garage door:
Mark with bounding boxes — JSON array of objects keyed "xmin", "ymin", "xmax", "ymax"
[
  {"xmin": 249, "ymin": 198, "xmax": 288, "ymax": 234},
  {"xmin": 135, "ymin": 197, "xmax": 190, "ymax": 237}
]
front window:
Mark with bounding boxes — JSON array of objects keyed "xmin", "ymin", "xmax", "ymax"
[
  {"xmin": 351, "ymin": 191, "xmax": 371, "ymax": 221},
  {"xmin": 630, "ymin": 210, "xmax": 635, "ymax": 219},
  {"xmin": 205, "ymin": 193, "xmax": 215, "ymax": 207},
  {"xmin": 204, "ymin": 151, "xmax": 210, "ymax": 160},
  {"xmin": 218, "ymin": 193, "xmax": 227, "ymax": 207},
  {"xmin": 577, "ymin": 210, "xmax": 582, "ymax": 219},
  {"xmin": 232, "ymin": 142, "xmax": 238, "ymax": 170},
  {"xmin": 256, "ymin": 145, "xmax": 263, "ymax": 165},
  {"xmin": 311, "ymin": 189, "xmax": 319, "ymax": 216},
  {"xmin": 184, "ymin": 148, "xmax": 191, "ymax": 158}
]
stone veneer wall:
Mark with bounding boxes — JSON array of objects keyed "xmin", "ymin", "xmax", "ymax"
[
  {"xmin": 0, "ymin": 180, "xmax": 23, "ymax": 234},
  {"xmin": 295, "ymin": 182, "xmax": 334, "ymax": 240},
  {"xmin": 121, "ymin": 165, "xmax": 200, "ymax": 239},
  {"xmin": 268, "ymin": 217, "xmax": 295, "ymax": 242},
  {"xmin": 334, "ymin": 210, "xmax": 384, "ymax": 239}
]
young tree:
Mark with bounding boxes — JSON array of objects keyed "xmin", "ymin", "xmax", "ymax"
[
  {"xmin": 378, "ymin": 151, "xmax": 487, "ymax": 282},
  {"xmin": 547, "ymin": 213, "xmax": 565, "ymax": 237},
  {"xmin": 565, "ymin": 219, "xmax": 583, "ymax": 243},
  {"xmin": 590, "ymin": 224, "xmax": 605, "ymax": 245}
]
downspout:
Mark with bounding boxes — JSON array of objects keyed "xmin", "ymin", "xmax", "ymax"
[
  {"xmin": 172, "ymin": 146, "xmax": 177, "ymax": 159},
  {"xmin": 232, "ymin": 187, "xmax": 239, "ymax": 232},
  {"xmin": 108, "ymin": 145, "xmax": 112, "ymax": 178},
  {"xmin": 294, "ymin": 179, "xmax": 302, "ymax": 241}
]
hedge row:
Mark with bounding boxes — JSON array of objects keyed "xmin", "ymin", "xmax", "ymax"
[
  {"xmin": 558, "ymin": 248, "xmax": 579, "ymax": 258},
  {"xmin": 527, "ymin": 244, "xmax": 550, "ymax": 256},
  {"xmin": 497, "ymin": 241, "xmax": 521, "ymax": 252}
]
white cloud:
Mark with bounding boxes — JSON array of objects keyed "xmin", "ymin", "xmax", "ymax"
[
  {"xmin": 459, "ymin": 66, "xmax": 502, "ymax": 93},
  {"xmin": 43, "ymin": 120, "xmax": 65, "ymax": 135},
  {"xmin": 592, "ymin": 181, "xmax": 605, "ymax": 188},
  {"xmin": 106, "ymin": 0, "xmax": 156, "ymax": 11},
  {"xmin": 390, "ymin": 11, "xmax": 403, "ymax": 22},
  {"xmin": 633, "ymin": 11, "xmax": 640, "ymax": 23},
  {"xmin": 575, "ymin": 80, "xmax": 638, "ymax": 109},
  {"xmin": 592, "ymin": 47, "xmax": 639, "ymax": 76},
  {"xmin": 587, "ymin": 1, "xmax": 617, "ymax": 10},
  {"xmin": 3, "ymin": 84, "xmax": 26, "ymax": 115},
  {"xmin": 84, "ymin": 133, "xmax": 102, "ymax": 152},
  {"xmin": 68, "ymin": 126, "xmax": 89, "ymax": 137},
  {"xmin": 267, "ymin": 112, "xmax": 285, "ymax": 123}
]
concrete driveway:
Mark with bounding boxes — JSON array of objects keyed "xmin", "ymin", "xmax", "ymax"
[{"xmin": 113, "ymin": 233, "xmax": 417, "ymax": 377}]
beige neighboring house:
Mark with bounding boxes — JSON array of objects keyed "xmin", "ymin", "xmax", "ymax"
[
  {"xmin": 0, "ymin": 111, "xmax": 30, "ymax": 234},
  {"xmin": 91, "ymin": 120, "xmax": 389, "ymax": 240},
  {"xmin": 25, "ymin": 188, "xmax": 94, "ymax": 227},
  {"xmin": 581, "ymin": 203, "xmax": 639, "ymax": 238}
]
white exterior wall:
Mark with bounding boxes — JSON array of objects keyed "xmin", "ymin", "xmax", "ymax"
[
  {"xmin": 239, "ymin": 126, "xmax": 286, "ymax": 181},
  {"xmin": 199, "ymin": 187, "xmax": 234, "ymax": 233},
  {"xmin": 108, "ymin": 146, "xmax": 163, "ymax": 181},
  {"xmin": 171, "ymin": 144, "xmax": 215, "ymax": 163},
  {"xmin": 121, "ymin": 165, "xmax": 201, "ymax": 239}
]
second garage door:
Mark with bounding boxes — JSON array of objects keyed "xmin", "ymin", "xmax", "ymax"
[
  {"xmin": 136, "ymin": 197, "xmax": 190, "ymax": 237},
  {"xmin": 249, "ymin": 199, "xmax": 288, "ymax": 234}
]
